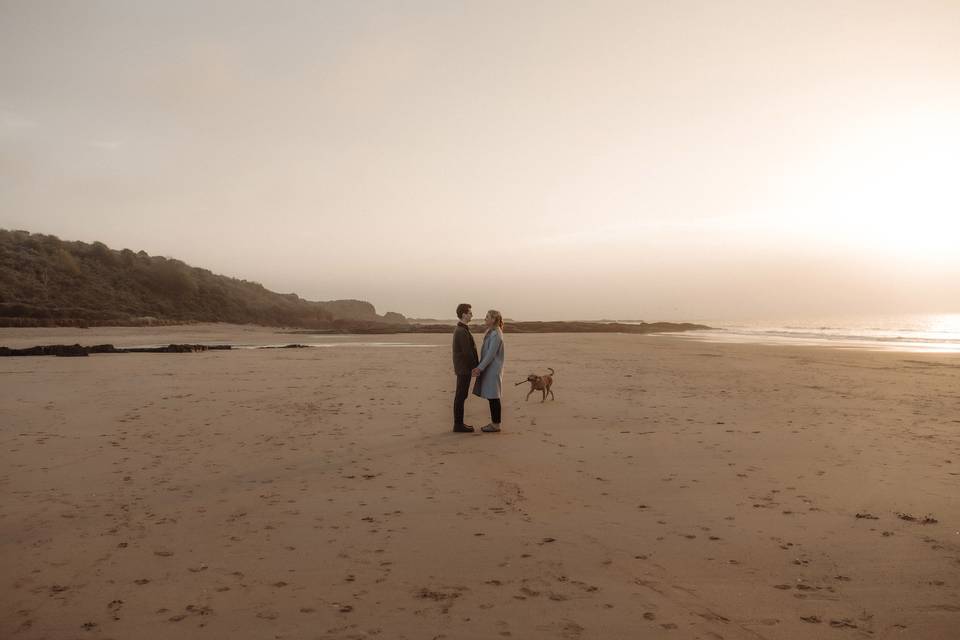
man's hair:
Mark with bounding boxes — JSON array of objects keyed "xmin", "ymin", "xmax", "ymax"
[{"xmin": 456, "ymin": 303, "xmax": 472, "ymax": 320}]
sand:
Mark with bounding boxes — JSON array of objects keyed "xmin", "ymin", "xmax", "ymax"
[{"xmin": 2, "ymin": 325, "xmax": 959, "ymax": 639}]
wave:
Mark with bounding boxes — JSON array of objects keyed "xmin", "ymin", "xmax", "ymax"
[
  {"xmin": 675, "ymin": 316, "xmax": 960, "ymax": 353},
  {"xmin": 731, "ymin": 328, "xmax": 960, "ymax": 345}
]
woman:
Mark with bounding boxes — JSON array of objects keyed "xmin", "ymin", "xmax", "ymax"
[{"xmin": 472, "ymin": 309, "xmax": 505, "ymax": 432}]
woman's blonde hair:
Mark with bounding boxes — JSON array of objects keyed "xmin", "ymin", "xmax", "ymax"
[{"xmin": 486, "ymin": 309, "xmax": 504, "ymax": 333}]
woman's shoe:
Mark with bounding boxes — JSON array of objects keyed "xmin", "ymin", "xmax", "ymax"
[{"xmin": 481, "ymin": 423, "xmax": 501, "ymax": 433}]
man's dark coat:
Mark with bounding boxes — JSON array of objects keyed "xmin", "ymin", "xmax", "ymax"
[{"xmin": 452, "ymin": 322, "xmax": 479, "ymax": 374}]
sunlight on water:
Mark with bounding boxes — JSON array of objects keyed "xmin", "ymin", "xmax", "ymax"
[
  {"xmin": 926, "ymin": 313, "xmax": 960, "ymax": 337},
  {"xmin": 675, "ymin": 314, "xmax": 960, "ymax": 353}
]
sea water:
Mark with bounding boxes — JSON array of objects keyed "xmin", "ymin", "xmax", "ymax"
[{"xmin": 667, "ymin": 314, "xmax": 960, "ymax": 353}]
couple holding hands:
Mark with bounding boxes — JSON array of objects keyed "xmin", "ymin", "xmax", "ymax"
[{"xmin": 451, "ymin": 303, "xmax": 505, "ymax": 433}]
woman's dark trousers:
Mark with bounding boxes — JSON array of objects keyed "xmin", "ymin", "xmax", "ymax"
[{"xmin": 488, "ymin": 398, "xmax": 501, "ymax": 424}]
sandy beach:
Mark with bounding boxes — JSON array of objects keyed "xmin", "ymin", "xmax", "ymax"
[{"xmin": 2, "ymin": 325, "xmax": 959, "ymax": 640}]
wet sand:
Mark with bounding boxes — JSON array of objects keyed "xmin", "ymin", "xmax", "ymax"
[{"xmin": 2, "ymin": 325, "xmax": 959, "ymax": 639}]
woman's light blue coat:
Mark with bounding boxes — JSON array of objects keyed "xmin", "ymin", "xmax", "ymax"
[{"xmin": 472, "ymin": 328, "xmax": 505, "ymax": 399}]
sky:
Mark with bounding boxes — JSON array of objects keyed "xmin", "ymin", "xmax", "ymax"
[{"xmin": 2, "ymin": 0, "xmax": 958, "ymax": 321}]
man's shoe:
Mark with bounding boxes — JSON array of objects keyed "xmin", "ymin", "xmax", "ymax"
[
  {"xmin": 481, "ymin": 423, "xmax": 501, "ymax": 433},
  {"xmin": 453, "ymin": 423, "xmax": 475, "ymax": 433}
]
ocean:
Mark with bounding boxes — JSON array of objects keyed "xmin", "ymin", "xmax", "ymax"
[{"xmin": 668, "ymin": 314, "xmax": 960, "ymax": 353}]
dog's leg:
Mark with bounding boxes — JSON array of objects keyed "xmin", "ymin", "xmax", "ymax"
[
  {"xmin": 541, "ymin": 388, "xmax": 546, "ymax": 403},
  {"xmin": 526, "ymin": 388, "xmax": 533, "ymax": 401},
  {"xmin": 549, "ymin": 388, "xmax": 555, "ymax": 400}
]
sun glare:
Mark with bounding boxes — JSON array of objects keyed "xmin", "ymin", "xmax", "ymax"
[
  {"xmin": 928, "ymin": 313, "xmax": 960, "ymax": 336},
  {"xmin": 795, "ymin": 111, "xmax": 960, "ymax": 257}
]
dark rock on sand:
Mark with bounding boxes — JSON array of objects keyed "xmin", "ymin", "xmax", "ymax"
[
  {"xmin": 257, "ymin": 344, "xmax": 309, "ymax": 349},
  {"xmin": 0, "ymin": 343, "xmax": 232, "ymax": 357}
]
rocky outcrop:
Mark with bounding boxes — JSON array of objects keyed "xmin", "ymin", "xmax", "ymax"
[
  {"xmin": 320, "ymin": 299, "xmax": 379, "ymax": 321},
  {"xmin": 122, "ymin": 344, "xmax": 233, "ymax": 353},
  {"xmin": 256, "ymin": 344, "xmax": 309, "ymax": 349},
  {"xmin": 286, "ymin": 320, "xmax": 711, "ymax": 335},
  {"xmin": 382, "ymin": 311, "xmax": 408, "ymax": 324},
  {"xmin": 0, "ymin": 343, "xmax": 233, "ymax": 357},
  {"xmin": 0, "ymin": 344, "xmax": 89, "ymax": 357}
]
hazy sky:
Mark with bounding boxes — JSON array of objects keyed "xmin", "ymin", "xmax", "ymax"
[{"xmin": 2, "ymin": 1, "xmax": 958, "ymax": 321}]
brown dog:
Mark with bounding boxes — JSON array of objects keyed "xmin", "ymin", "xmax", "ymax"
[{"xmin": 515, "ymin": 367, "xmax": 555, "ymax": 402}]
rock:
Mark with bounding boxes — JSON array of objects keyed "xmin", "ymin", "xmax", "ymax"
[
  {"xmin": 320, "ymin": 299, "xmax": 380, "ymax": 321},
  {"xmin": 257, "ymin": 344, "xmax": 308, "ymax": 349},
  {"xmin": 88, "ymin": 344, "xmax": 120, "ymax": 353},
  {"xmin": 54, "ymin": 344, "xmax": 88, "ymax": 357},
  {"xmin": 382, "ymin": 311, "xmax": 408, "ymax": 324},
  {"xmin": 0, "ymin": 344, "xmax": 91, "ymax": 357},
  {"xmin": 0, "ymin": 343, "xmax": 232, "ymax": 356}
]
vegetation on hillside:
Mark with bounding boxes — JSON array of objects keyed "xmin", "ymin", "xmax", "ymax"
[{"xmin": 0, "ymin": 230, "xmax": 401, "ymax": 328}]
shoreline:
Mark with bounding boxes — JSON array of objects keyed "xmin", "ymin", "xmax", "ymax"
[{"xmin": 3, "ymin": 322, "xmax": 960, "ymax": 356}]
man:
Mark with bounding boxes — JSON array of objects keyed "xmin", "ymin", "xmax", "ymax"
[{"xmin": 452, "ymin": 302, "xmax": 479, "ymax": 433}]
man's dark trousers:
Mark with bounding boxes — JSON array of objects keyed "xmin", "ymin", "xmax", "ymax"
[
  {"xmin": 453, "ymin": 374, "xmax": 471, "ymax": 426},
  {"xmin": 452, "ymin": 320, "xmax": 479, "ymax": 428}
]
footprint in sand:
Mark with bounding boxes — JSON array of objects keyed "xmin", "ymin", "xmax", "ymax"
[
  {"xmin": 107, "ymin": 599, "xmax": 124, "ymax": 620},
  {"xmin": 829, "ymin": 618, "xmax": 858, "ymax": 629}
]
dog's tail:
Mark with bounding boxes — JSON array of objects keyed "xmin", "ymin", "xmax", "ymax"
[{"xmin": 548, "ymin": 367, "xmax": 555, "ymax": 375}]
